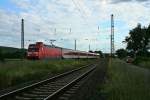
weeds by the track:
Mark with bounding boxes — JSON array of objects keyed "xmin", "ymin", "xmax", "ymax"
[
  {"xmin": 0, "ymin": 59, "xmax": 93, "ymax": 90},
  {"xmin": 101, "ymin": 59, "xmax": 150, "ymax": 100}
]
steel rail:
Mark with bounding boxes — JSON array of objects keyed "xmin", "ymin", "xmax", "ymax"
[
  {"xmin": 44, "ymin": 65, "xmax": 96, "ymax": 100},
  {"xmin": 0, "ymin": 64, "xmax": 92, "ymax": 99}
]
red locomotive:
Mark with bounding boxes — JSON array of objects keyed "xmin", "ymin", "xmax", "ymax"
[{"xmin": 27, "ymin": 42, "xmax": 99, "ymax": 59}]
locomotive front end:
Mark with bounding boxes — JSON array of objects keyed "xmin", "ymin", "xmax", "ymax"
[{"xmin": 27, "ymin": 44, "xmax": 40, "ymax": 59}]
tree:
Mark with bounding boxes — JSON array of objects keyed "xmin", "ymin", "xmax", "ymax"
[
  {"xmin": 116, "ymin": 49, "xmax": 127, "ymax": 59},
  {"xmin": 124, "ymin": 23, "xmax": 150, "ymax": 57},
  {"xmin": 146, "ymin": 25, "xmax": 150, "ymax": 50},
  {"xmin": 89, "ymin": 50, "xmax": 93, "ymax": 53},
  {"xmin": 94, "ymin": 51, "xmax": 103, "ymax": 57},
  {"xmin": 0, "ymin": 49, "xmax": 4, "ymax": 61}
]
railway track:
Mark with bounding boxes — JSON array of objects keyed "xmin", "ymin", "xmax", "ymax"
[{"xmin": 0, "ymin": 64, "xmax": 97, "ymax": 100}]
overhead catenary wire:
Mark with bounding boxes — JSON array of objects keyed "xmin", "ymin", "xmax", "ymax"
[{"xmin": 71, "ymin": 0, "xmax": 91, "ymax": 28}]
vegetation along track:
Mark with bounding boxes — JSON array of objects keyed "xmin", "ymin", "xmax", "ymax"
[{"xmin": 0, "ymin": 63, "xmax": 97, "ymax": 100}]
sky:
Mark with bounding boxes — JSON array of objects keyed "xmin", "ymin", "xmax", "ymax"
[{"xmin": 0, "ymin": 0, "xmax": 150, "ymax": 53}]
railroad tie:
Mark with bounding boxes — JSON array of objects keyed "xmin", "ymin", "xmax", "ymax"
[
  {"xmin": 59, "ymin": 96, "xmax": 69, "ymax": 100},
  {"xmin": 15, "ymin": 96, "xmax": 43, "ymax": 100}
]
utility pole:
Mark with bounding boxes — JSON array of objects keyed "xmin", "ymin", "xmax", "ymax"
[
  {"xmin": 54, "ymin": 28, "xmax": 56, "ymax": 34},
  {"xmin": 89, "ymin": 44, "xmax": 90, "ymax": 51},
  {"xmin": 75, "ymin": 39, "xmax": 76, "ymax": 50},
  {"xmin": 111, "ymin": 14, "xmax": 115, "ymax": 57},
  {"xmin": 98, "ymin": 26, "xmax": 100, "ymax": 31},
  {"xmin": 21, "ymin": 19, "xmax": 24, "ymax": 49},
  {"xmin": 85, "ymin": 39, "xmax": 91, "ymax": 52},
  {"xmin": 69, "ymin": 28, "xmax": 71, "ymax": 33}
]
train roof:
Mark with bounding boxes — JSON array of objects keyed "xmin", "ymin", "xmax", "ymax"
[{"xmin": 29, "ymin": 42, "xmax": 100, "ymax": 55}]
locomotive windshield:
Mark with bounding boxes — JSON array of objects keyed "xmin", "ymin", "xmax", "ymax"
[
  {"xmin": 28, "ymin": 48, "xmax": 39, "ymax": 52},
  {"xmin": 28, "ymin": 44, "xmax": 39, "ymax": 52}
]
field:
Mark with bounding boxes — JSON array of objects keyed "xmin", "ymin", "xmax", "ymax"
[
  {"xmin": 101, "ymin": 59, "xmax": 150, "ymax": 100},
  {"xmin": 0, "ymin": 59, "xmax": 92, "ymax": 90}
]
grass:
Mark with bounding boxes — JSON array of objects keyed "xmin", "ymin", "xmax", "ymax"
[
  {"xmin": 101, "ymin": 59, "xmax": 150, "ymax": 100},
  {"xmin": 0, "ymin": 59, "xmax": 93, "ymax": 90},
  {"xmin": 133, "ymin": 57, "xmax": 150, "ymax": 69}
]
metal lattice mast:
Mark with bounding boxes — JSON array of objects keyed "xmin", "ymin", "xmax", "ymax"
[
  {"xmin": 75, "ymin": 39, "xmax": 77, "ymax": 50},
  {"xmin": 111, "ymin": 14, "xmax": 115, "ymax": 57},
  {"xmin": 21, "ymin": 19, "xmax": 24, "ymax": 49}
]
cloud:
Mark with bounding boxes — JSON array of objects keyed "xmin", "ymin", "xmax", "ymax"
[
  {"xmin": 0, "ymin": 0, "xmax": 150, "ymax": 52},
  {"xmin": 110, "ymin": 0, "xmax": 149, "ymax": 3},
  {"xmin": 111, "ymin": 0, "xmax": 131, "ymax": 4},
  {"xmin": 136, "ymin": 0, "xmax": 149, "ymax": 2}
]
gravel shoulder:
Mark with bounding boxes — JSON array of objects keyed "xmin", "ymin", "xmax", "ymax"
[{"xmin": 70, "ymin": 58, "xmax": 108, "ymax": 100}]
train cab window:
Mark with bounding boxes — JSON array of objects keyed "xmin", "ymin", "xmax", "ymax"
[
  {"xmin": 28, "ymin": 44, "xmax": 39, "ymax": 52},
  {"xmin": 28, "ymin": 48, "xmax": 39, "ymax": 52}
]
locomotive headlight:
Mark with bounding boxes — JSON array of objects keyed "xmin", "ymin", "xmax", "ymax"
[
  {"xmin": 27, "ymin": 52, "xmax": 38, "ymax": 56},
  {"xmin": 27, "ymin": 52, "xmax": 31, "ymax": 56}
]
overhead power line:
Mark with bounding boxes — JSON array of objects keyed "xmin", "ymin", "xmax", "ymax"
[{"xmin": 71, "ymin": 0, "xmax": 90, "ymax": 26}]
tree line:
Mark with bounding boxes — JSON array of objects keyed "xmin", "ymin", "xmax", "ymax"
[{"xmin": 0, "ymin": 49, "xmax": 26, "ymax": 61}]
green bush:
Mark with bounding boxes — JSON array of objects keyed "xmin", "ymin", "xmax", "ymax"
[
  {"xmin": 133, "ymin": 56, "xmax": 150, "ymax": 67},
  {"xmin": 4, "ymin": 49, "xmax": 26, "ymax": 59},
  {"xmin": 116, "ymin": 49, "xmax": 127, "ymax": 59}
]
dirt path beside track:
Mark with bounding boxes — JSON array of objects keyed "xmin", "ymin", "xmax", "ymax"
[{"xmin": 70, "ymin": 59, "xmax": 108, "ymax": 100}]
